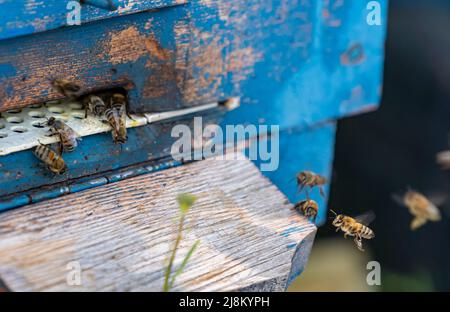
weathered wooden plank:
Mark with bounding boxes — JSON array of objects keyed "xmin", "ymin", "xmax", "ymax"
[
  {"xmin": 0, "ymin": 0, "xmax": 188, "ymax": 41},
  {"xmin": 0, "ymin": 153, "xmax": 316, "ymax": 291}
]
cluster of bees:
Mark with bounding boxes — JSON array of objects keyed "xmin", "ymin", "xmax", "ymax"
[
  {"xmin": 294, "ymin": 170, "xmax": 444, "ymax": 251},
  {"xmin": 293, "ymin": 171, "xmax": 375, "ymax": 252},
  {"xmin": 33, "ymin": 79, "xmax": 129, "ymax": 175}
]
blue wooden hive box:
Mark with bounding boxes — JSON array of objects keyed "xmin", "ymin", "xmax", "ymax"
[{"xmin": 0, "ymin": 0, "xmax": 387, "ymax": 291}]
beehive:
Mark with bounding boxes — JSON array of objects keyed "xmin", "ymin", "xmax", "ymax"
[{"xmin": 0, "ymin": 0, "xmax": 387, "ymax": 291}]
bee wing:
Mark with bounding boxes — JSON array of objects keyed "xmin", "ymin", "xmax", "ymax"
[
  {"xmin": 426, "ymin": 192, "xmax": 447, "ymax": 207},
  {"xmin": 355, "ymin": 211, "xmax": 376, "ymax": 226},
  {"xmin": 436, "ymin": 150, "xmax": 450, "ymax": 169},
  {"xmin": 391, "ymin": 193, "xmax": 406, "ymax": 207}
]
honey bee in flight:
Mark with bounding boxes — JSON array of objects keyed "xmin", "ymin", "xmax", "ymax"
[
  {"xmin": 436, "ymin": 150, "xmax": 450, "ymax": 170},
  {"xmin": 51, "ymin": 79, "xmax": 82, "ymax": 98},
  {"xmin": 330, "ymin": 210, "xmax": 375, "ymax": 252},
  {"xmin": 46, "ymin": 117, "xmax": 81, "ymax": 153},
  {"xmin": 83, "ymin": 95, "xmax": 107, "ymax": 118},
  {"xmin": 104, "ymin": 104, "xmax": 127, "ymax": 144},
  {"xmin": 296, "ymin": 171, "xmax": 327, "ymax": 198},
  {"xmin": 294, "ymin": 199, "xmax": 318, "ymax": 222},
  {"xmin": 34, "ymin": 143, "xmax": 67, "ymax": 174},
  {"xmin": 393, "ymin": 190, "xmax": 442, "ymax": 230}
]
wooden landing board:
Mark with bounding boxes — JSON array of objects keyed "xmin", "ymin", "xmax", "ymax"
[{"xmin": 0, "ymin": 154, "xmax": 316, "ymax": 291}]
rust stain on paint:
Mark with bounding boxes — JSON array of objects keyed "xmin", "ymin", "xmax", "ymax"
[
  {"xmin": 341, "ymin": 44, "xmax": 366, "ymax": 66},
  {"xmin": 141, "ymin": 20, "xmax": 191, "ymax": 100},
  {"xmin": 143, "ymin": 63, "xmax": 176, "ymax": 99},
  {"xmin": 106, "ymin": 26, "xmax": 170, "ymax": 65}
]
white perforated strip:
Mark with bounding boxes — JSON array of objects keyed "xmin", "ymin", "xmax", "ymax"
[{"xmin": 0, "ymin": 100, "xmax": 218, "ymax": 156}]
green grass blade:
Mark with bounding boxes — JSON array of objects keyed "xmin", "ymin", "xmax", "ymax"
[{"xmin": 169, "ymin": 240, "xmax": 200, "ymax": 289}]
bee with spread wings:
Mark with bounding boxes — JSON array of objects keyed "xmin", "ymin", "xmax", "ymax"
[{"xmin": 330, "ymin": 210, "xmax": 375, "ymax": 252}]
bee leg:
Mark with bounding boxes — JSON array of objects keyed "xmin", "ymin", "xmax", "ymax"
[
  {"xmin": 319, "ymin": 186, "xmax": 326, "ymax": 198},
  {"xmin": 125, "ymin": 102, "xmax": 134, "ymax": 120},
  {"xmin": 47, "ymin": 128, "xmax": 57, "ymax": 136},
  {"xmin": 84, "ymin": 106, "xmax": 89, "ymax": 119},
  {"xmin": 296, "ymin": 184, "xmax": 304, "ymax": 195},
  {"xmin": 410, "ymin": 217, "xmax": 427, "ymax": 231},
  {"xmin": 354, "ymin": 236, "xmax": 364, "ymax": 252},
  {"xmin": 58, "ymin": 134, "xmax": 64, "ymax": 155},
  {"xmin": 344, "ymin": 233, "xmax": 348, "ymax": 239},
  {"xmin": 126, "ymin": 111, "xmax": 135, "ymax": 121},
  {"xmin": 305, "ymin": 187, "xmax": 310, "ymax": 200}
]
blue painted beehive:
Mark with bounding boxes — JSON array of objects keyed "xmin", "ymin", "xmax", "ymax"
[{"xmin": 0, "ymin": 0, "xmax": 387, "ymax": 226}]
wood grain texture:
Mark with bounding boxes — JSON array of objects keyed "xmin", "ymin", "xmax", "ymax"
[{"xmin": 0, "ymin": 153, "xmax": 316, "ymax": 291}]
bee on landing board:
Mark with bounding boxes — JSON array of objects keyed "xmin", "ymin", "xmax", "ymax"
[
  {"xmin": 34, "ymin": 143, "xmax": 67, "ymax": 174},
  {"xmin": 51, "ymin": 79, "xmax": 82, "ymax": 98},
  {"xmin": 392, "ymin": 190, "xmax": 442, "ymax": 230},
  {"xmin": 109, "ymin": 93, "xmax": 134, "ymax": 120},
  {"xmin": 83, "ymin": 95, "xmax": 107, "ymax": 118},
  {"xmin": 296, "ymin": 171, "xmax": 327, "ymax": 199},
  {"xmin": 104, "ymin": 105, "xmax": 127, "ymax": 144},
  {"xmin": 330, "ymin": 210, "xmax": 375, "ymax": 252},
  {"xmin": 294, "ymin": 199, "xmax": 318, "ymax": 222},
  {"xmin": 45, "ymin": 117, "xmax": 81, "ymax": 153}
]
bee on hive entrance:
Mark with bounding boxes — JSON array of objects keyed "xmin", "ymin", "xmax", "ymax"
[
  {"xmin": 392, "ymin": 189, "xmax": 443, "ymax": 230},
  {"xmin": 294, "ymin": 199, "xmax": 318, "ymax": 222},
  {"xmin": 104, "ymin": 99, "xmax": 127, "ymax": 144},
  {"xmin": 34, "ymin": 143, "xmax": 67, "ymax": 175},
  {"xmin": 296, "ymin": 171, "xmax": 327, "ymax": 199},
  {"xmin": 45, "ymin": 117, "xmax": 81, "ymax": 153},
  {"xmin": 330, "ymin": 210, "xmax": 375, "ymax": 252},
  {"xmin": 51, "ymin": 79, "xmax": 82, "ymax": 98},
  {"xmin": 83, "ymin": 95, "xmax": 107, "ymax": 118},
  {"xmin": 109, "ymin": 93, "xmax": 133, "ymax": 120}
]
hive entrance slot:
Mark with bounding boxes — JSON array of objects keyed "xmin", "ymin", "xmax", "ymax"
[
  {"xmin": 0, "ymin": 95, "xmax": 147, "ymax": 156},
  {"xmin": 0, "ymin": 93, "xmax": 220, "ymax": 156}
]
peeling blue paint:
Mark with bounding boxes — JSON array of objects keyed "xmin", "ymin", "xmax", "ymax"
[
  {"xmin": 69, "ymin": 177, "xmax": 108, "ymax": 193},
  {"xmin": 281, "ymin": 226, "xmax": 307, "ymax": 237},
  {"xmin": 30, "ymin": 186, "xmax": 70, "ymax": 203},
  {"xmin": 0, "ymin": 194, "xmax": 30, "ymax": 212},
  {"xmin": 286, "ymin": 243, "xmax": 297, "ymax": 250},
  {"xmin": 0, "ymin": 63, "xmax": 15, "ymax": 78}
]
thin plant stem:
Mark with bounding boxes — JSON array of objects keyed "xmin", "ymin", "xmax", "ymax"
[{"xmin": 163, "ymin": 212, "xmax": 186, "ymax": 292}]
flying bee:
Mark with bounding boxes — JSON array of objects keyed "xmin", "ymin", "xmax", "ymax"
[
  {"xmin": 51, "ymin": 79, "xmax": 82, "ymax": 98},
  {"xmin": 330, "ymin": 210, "xmax": 375, "ymax": 252},
  {"xmin": 436, "ymin": 150, "xmax": 450, "ymax": 170},
  {"xmin": 83, "ymin": 95, "xmax": 107, "ymax": 118},
  {"xmin": 34, "ymin": 143, "xmax": 67, "ymax": 174},
  {"xmin": 392, "ymin": 190, "xmax": 442, "ymax": 230},
  {"xmin": 296, "ymin": 171, "xmax": 327, "ymax": 199},
  {"xmin": 294, "ymin": 199, "xmax": 318, "ymax": 222},
  {"xmin": 104, "ymin": 106, "xmax": 127, "ymax": 144},
  {"xmin": 45, "ymin": 117, "xmax": 81, "ymax": 153}
]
